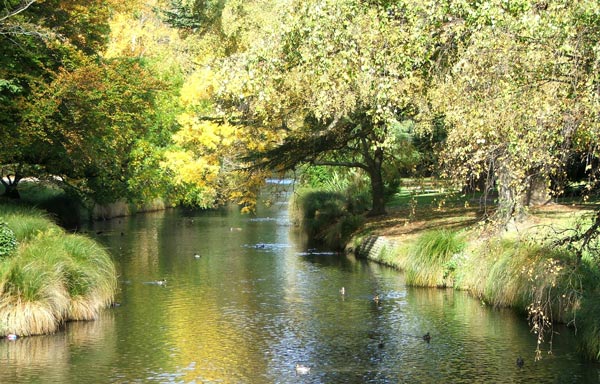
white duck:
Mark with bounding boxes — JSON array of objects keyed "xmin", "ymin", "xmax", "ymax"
[{"xmin": 295, "ymin": 364, "xmax": 310, "ymax": 375}]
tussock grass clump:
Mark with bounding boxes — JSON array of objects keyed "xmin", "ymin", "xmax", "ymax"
[
  {"xmin": 578, "ymin": 290, "xmax": 600, "ymax": 360},
  {"xmin": 62, "ymin": 235, "xmax": 117, "ymax": 320},
  {"xmin": 0, "ymin": 205, "xmax": 60, "ymax": 242},
  {"xmin": 0, "ymin": 205, "xmax": 117, "ymax": 336},
  {"xmin": 482, "ymin": 240, "xmax": 535, "ymax": 308},
  {"xmin": 405, "ymin": 230, "xmax": 465, "ymax": 287},
  {"xmin": 465, "ymin": 240, "xmax": 582, "ymax": 322},
  {"xmin": 0, "ymin": 255, "xmax": 70, "ymax": 336}
]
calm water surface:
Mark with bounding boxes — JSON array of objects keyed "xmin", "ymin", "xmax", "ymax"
[{"xmin": 1, "ymin": 198, "xmax": 599, "ymax": 383}]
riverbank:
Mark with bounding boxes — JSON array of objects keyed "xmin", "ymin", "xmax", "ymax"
[
  {"xmin": 7, "ymin": 180, "xmax": 170, "ymax": 228},
  {"xmin": 346, "ymin": 201, "xmax": 600, "ymax": 360}
]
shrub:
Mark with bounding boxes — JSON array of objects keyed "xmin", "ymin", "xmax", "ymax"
[{"xmin": 0, "ymin": 222, "xmax": 17, "ymax": 258}]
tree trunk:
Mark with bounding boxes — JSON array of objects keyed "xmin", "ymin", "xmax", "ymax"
[
  {"xmin": 522, "ymin": 172, "xmax": 550, "ymax": 207},
  {"xmin": 364, "ymin": 144, "xmax": 386, "ymax": 217},
  {"xmin": 495, "ymin": 162, "xmax": 550, "ymax": 224},
  {"xmin": 368, "ymin": 166, "xmax": 387, "ymax": 216},
  {"xmin": 495, "ymin": 160, "xmax": 522, "ymax": 223},
  {"xmin": 1, "ymin": 177, "xmax": 21, "ymax": 199}
]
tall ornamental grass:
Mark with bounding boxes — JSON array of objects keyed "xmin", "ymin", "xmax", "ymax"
[
  {"xmin": 0, "ymin": 204, "xmax": 117, "ymax": 336},
  {"xmin": 404, "ymin": 230, "xmax": 465, "ymax": 287},
  {"xmin": 62, "ymin": 235, "xmax": 117, "ymax": 320},
  {"xmin": 0, "ymin": 254, "xmax": 70, "ymax": 336}
]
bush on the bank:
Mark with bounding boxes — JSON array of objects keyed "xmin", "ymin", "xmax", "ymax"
[
  {"xmin": 405, "ymin": 230, "xmax": 465, "ymax": 287},
  {"xmin": 291, "ymin": 189, "xmax": 365, "ymax": 249},
  {"xmin": 0, "ymin": 222, "xmax": 17, "ymax": 258},
  {"xmin": 0, "ymin": 204, "xmax": 117, "ymax": 336}
]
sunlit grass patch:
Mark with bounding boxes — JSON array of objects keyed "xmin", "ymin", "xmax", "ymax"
[
  {"xmin": 404, "ymin": 230, "xmax": 465, "ymax": 287},
  {"xmin": 62, "ymin": 235, "xmax": 117, "ymax": 320},
  {"xmin": 0, "ymin": 205, "xmax": 61, "ymax": 242},
  {"xmin": 0, "ymin": 254, "xmax": 69, "ymax": 336}
]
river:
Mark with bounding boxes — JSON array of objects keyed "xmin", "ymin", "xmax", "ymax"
[{"xmin": 0, "ymin": 195, "xmax": 598, "ymax": 383}]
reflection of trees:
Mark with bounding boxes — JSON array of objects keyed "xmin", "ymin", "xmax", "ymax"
[
  {"xmin": 403, "ymin": 288, "xmax": 534, "ymax": 382},
  {"xmin": 0, "ymin": 310, "xmax": 116, "ymax": 382},
  {"xmin": 83, "ymin": 208, "xmax": 584, "ymax": 382}
]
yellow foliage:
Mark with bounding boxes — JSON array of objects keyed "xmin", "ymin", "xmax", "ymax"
[
  {"xmin": 180, "ymin": 67, "xmax": 219, "ymax": 106},
  {"xmin": 174, "ymin": 117, "xmax": 238, "ymax": 151},
  {"xmin": 161, "ymin": 150, "xmax": 220, "ymax": 186}
]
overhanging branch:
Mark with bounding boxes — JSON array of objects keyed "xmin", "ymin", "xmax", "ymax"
[
  {"xmin": 312, "ymin": 160, "xmax": 368, "ymax": 170},
  {"xmin": 0, "ymin": 1, "xmax": 37, "ymax": 23}
]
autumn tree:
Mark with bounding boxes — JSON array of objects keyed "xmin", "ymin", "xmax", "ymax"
[
  {"xmin": 429, "ymin": 0, "xmax": 600, "ymax": 223},
  {"xmin": 21, "ymin": 58, "xmax": 165, "ymax": 204},
  {"xmin": 0, "ymin": 0, "xmax": 117, "ymax": 198},
  {"xmin": 211, "ymin": 0, "xmax": 433, "ymax": 216},
  {"xmin": 156, "ymin": 0, "xmax": 289, "ymax": 210}
]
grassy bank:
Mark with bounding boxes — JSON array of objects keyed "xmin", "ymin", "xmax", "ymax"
[
  {"xmin": 7, "ymin": 180, "xmax": 169, "ymax": 228},
  {"xmin": 0, "ymin": 204, "xmax": 117, "ymax": 336},
  {"xmin": 348, "ymin": 201, "xmax": 600, "ymax": 360}
]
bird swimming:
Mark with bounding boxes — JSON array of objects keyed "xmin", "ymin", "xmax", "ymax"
[
  {"xmin": 423, "ymin": 332, "xmax": 431, "ymax": 343},
  {"xmin": 516, "ymin": 356, "xmax": 524, "ymax": 368},
  {"xmin": 295, "ymin": 364, "xmax": 310, "ymax": 374}
]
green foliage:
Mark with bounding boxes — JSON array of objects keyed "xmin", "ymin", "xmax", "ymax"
[
  {"xmin": 0, "ymin": 222, "xmax": 17, "ymax": 258},
  {"xmin": 291, "ymin": 188, "xmax": 365, "ymax": 249},
  {"xmin": 428, "ymin": 0, "xmax": 600, "ymax": 222},
  {"xmin": 405, "ymin": 230, "xmax": 465, "ymax": 287}
]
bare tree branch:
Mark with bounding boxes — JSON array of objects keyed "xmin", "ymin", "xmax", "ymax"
[{"xmin": 0, "ymin": 0, "xmax": 37, "ymax": 23}]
